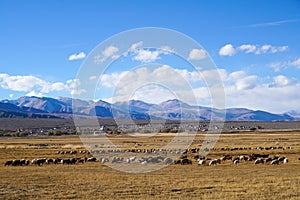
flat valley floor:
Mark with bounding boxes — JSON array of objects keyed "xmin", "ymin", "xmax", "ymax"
[{"xmin": 0, "ymin": 131, "xmax": 299, "ymax": 199}]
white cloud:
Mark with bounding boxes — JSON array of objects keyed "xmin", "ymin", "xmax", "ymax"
[
  {"xmin": 269, "ymin": 57, "xmax": 300, "ymax": 72},
  {"xmin": 160, "ymin": 45, "xmax": 175, "ymax": 54},
  {"xmin": 0, "ymin": 73, "xmax": 44, "ymax": 92},
  {"xmin": 129, "ymin": 41, "xmax": 143, "ymax": 52},
  {"xmin": 89, "ymin": 76, "xmax": 97, "ymax": 81},
  {"xmin": 26, "ymin": 91, "xmax": 43, "ymax": 97},
  {"xmin": 257, "ymin": 45, "xmax": 288, "ymax": 54},
  {"xmin": 0, "ymin": 73, "xmax": 86, "ymax": 96},
  {"xmin": 133, "ymin": 49, "xmax": 160, "ymax": 63},
  {"xmin": 269, "ymin": 75, "xmax": 297, "ymax": 88},
  {"xmin": 129, "ymin": 84, "xmax": 177, "ymax": 104},
  {"xmin": 66, "ymin": 79, "xmax": 86, "ymax": 95},
  {"xmin": 271, "ymin": 45, "xmax": 288, "ymax": 53},
  {"xmin": 269, "ymin": 62, "xmax": 284, "ymax": 72},
  {"xmin": 100, "ymin": 71, "xmax": 129, "ymax": 88},
  {"xmin": 235, "ymin": 75, "xmax": 257, "ymax": 90},
  {"xmin": 103, "ymin": 46, "xmax": 119, "ymax": 58},
  {"xmin": 9, "ymin": 94, "xmax": 14, "ymax": 98},
  {"xmin": 289, "ymin": 58, "xmax": 300, "ymax": 68},
  {"xmin": 237, "ymin": 44, "xmax": 257, "ymax": 53},
  {"xmin": 68, "ymin": 52, "xmax": 86, "ymax": 61},
  {"xmin": 227, "ymin": 70, "xmax": 247, "ymax": 81},
  {"xmin": 260, "ymin": 44, "xmax": 272, "ymax": 53},
  {"xmin": 224, "ymin": 83, "xmax": 300, "ymax": 113},
  {"xmin": 174, "ymin": 69, "xmax": 202, "ymax": 83},
  {"xmin": 128, "ymin": 42, "xmax": 174, "ymax": 63},
  {"xmin": 188, "ymin": 49, "xmax": 207, "ymax": 60},
  {"xmin": 219, "ymin": 44, "xmax": 236, "ymax": 56},
  {"xmin": 219, "ymin": 44, "xmax": 288, "ymax": 56},
  {"xmin": 94, "ymin": 45, "xmax": 119, "ymax": 64},
  {"xmin": 98, "ymin": 65, "xmax": 200, "ymax": 103}
]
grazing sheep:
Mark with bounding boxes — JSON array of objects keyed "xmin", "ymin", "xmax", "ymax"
[
  {"xmin": 11, "ymin": 159, "xmax": 21, "ymax": 166},
  {"xmin": 164, "ymin": 157, "xmax": 174, "ymax": 165},
  {"xmin": 20, "ymin": 159, "xmax": 30, "ymax": 166},
  {"xmin": 174, "ymin": 160, "xmax": 181, "ymax": 164},
  {"xmin": 233, "ymin": 159, "xmax": 239, "ymax": 165},
  {"xmin": 254, "ymin": 158, "xmax": 264, "ymax": 164},
  {"xmin": 77, "ymin": 158, "xmax": 85, "ymax": 164},
  {"xmin": 198, "ymin": 159, "xmax": 206, "ymax": 165},
  {"xmin": 45, "ymin": 158, "xmax": 54, "ymax": 164},
  {"xmin": 278, "ymin": 156, "xmax": 286, "ymax": 162},
  {"xmin": 111, "ymin": 157, "xmax": 123, "ymax": 163},
  {"xmin": 271, "ymin": 159, "xmax": 279, "ymax": 165},
  {"xmin": 61, "ymin": 159, "xmax": 70, "ymax": 165},
  {"xmin": 194, "ymin": 155, "xmax": 205, "ymax": 160},
  {"xmin": 239, "ymin": 155, "xmax": 248, "ymax": 161},
  {"xmin": 100, "ymin": 158, "xmax": 109, "ymax": 164},
  {"xmin": 209, "ymin": 159, "xmax": 218, "ymax": 166},
  {"xmin": 266, "ymin": 158, "xmax": 273, "ymax": 163},
  {"xmin": 86, "ymin": 157, "xmax": 97, "ymax": 162},
  {"xmin": 126, "ymin": 156, "xmax": 136, "ymax": 163},
  {"xmin": 54, "ymin": 158, "xmax": 63, "ymax": 164},
  {"xmin": 4, "ymin": 160, "xmax": 13, "ymax": 166},
  {"xmin": 232, "ymin": 157, "xmax": 240, "ymax": 163},
  {"xmin": 31, "ymin": 158, "xmax": 42, "ymax": 165},
  {"xmin": 181, "ymin": 158, "xmax": 192, "ymax": 165}
]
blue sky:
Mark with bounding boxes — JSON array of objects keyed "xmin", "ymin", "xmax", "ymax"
[{"xmin": 1, "ymin": 0, "xmax": 300, "ymax": 113}]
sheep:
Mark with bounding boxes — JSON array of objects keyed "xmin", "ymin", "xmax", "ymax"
[
  {"xmin": 254, "ymin": 158, "xmax": 264, "ymax": 164},
  {"xmin": 100, "ymin": 158, "xmax": 109, "ymax": 164},
  {"xmin": 180, "ymin": 158, "xmax": 192, "ymax": 165},
  {"xmin": 209, "ymin": 159, "xmax": 218, "ymax": 166},
  {"xmin": 86, "ymin": 157, "xmax": 97, "ymax": 162},
  {"xmin": 239, "ymin": 155, "xmax": 248, "ymax": 161},
  {"xmin": 54, "ymin": 158, "xmax": 63, "ymax": 164},
  {"xmin": 232, "ymin": 157, "xmax": 240, "ymax": 164},
  {"xmin": 164, "ymin": 157, "xmax": 174, "ymax": 165},
  {"xmin": 45, "ymin": 158, "xmax": 54, "ymax": 164},
  {"xmin": 265, "ymin": 158, "xmax": 273, "ymax": 163},
  {"xmin": 31, "ymin": 158, "xmax": 45, "ymax": 166},
  {"xmin": 271, "ymin": 159, "xmax": 279, "ymax": 165},
  {"xmin": 77, "ymin": 158, "xmax": 85, "ymax": 164},
  {"xmin": 283, "ymin": 158, "xmax": 288, "ymax": 164},
  {"xmin": 126, "ymin": 156, "xmax": 136, "ymax": 163},
  {"xmin": 61, "ymin": 158, "xmax": 71, "ymax": 165},
  {"xmin": 194, "ymin": 155, "xmax": 205, "ymax": 160},
  {"xmin": 111, "ymin": 157, "xmax": 123, "ymax": 163},
  {"xmin": 233, "ymin": 159, "xmax": 239, "ymax": 165},
  {"xmin": 4, "ymin": 160, "xmax": 13, "ymax": 166},
  {"xmin": 11, "ymin": 159, "xmax": 21, "ymax": 166},
  {"xmin": 278, "ymin": 156, "xmax": 286, "ymax": 162},
  {"xmin": 198, "ymin": 159, "xmax": 206, "ymax": 165},
  {"xmin": 20, "ymin": 159, "xmax": 30, "ymax": 166}
]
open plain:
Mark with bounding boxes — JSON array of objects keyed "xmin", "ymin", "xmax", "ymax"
[{"xmin": 0, "ymin": 130, "xmax": 300, "ymax": 199}]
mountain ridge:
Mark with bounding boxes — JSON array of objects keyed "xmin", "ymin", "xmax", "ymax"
[{"xmin": 0, "ymin": 96, "xmax": 296, "ymax": 121}]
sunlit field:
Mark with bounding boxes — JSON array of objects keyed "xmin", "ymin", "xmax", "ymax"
[{"xmin": 0, "ymin": 130, "xmax": 299, "ymax": 199}]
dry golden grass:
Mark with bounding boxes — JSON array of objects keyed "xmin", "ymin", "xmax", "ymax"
[{"xmin": 0, "ymin": 131, "xmax": 299, "ymax": 199}]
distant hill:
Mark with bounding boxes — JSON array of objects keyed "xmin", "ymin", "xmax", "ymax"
[
  {"xmin": 0, "ymin": 102, "xmax": 59, "ymax": 118},
  {"xmin": 0, "ymin": 96, "xmax": 296, "ymax": 121}
]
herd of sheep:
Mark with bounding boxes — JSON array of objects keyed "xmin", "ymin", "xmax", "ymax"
[
  {"xmin": 197, "ymin": 153, "xmax": 289, "ymax": 166},
  {"xmin": 3, "ymin": 145, "xmax": 298, "ymax": 167}
]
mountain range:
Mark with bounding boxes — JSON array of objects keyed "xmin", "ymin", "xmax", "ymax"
[{"xmin": 0, "ymin": 96, "xmax": 297, "ymax": 121}]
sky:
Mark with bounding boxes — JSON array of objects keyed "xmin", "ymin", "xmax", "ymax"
[{"xmin": 0, "ymin": 0, "xmax": 300, "ymax": 113}]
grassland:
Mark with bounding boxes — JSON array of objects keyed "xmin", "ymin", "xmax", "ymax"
[{"xmin": 0, "ymin": 131, "xmax": 299, "ymax": 199}]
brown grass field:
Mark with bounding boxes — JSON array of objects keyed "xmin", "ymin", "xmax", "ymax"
[{"xmin": 0, "ymin": 131, "xmax": 299, "ymax": 199}]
